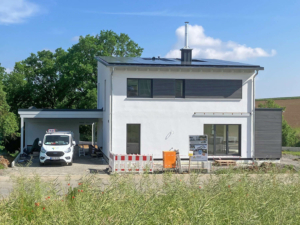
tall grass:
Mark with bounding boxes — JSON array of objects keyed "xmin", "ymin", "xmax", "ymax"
[{"xmin": 1, "ymin": 171, "xmax": 300, "ymax": 224}]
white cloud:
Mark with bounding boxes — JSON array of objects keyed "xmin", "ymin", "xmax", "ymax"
[
  {"xmin": 0, "ymin": 0, "xmax": 40, "ymax": 24},
  {"xmin": 5, "ymin": 67, "xmax": 13, "ymax": 73},
  {"xmin": 71, "ymin": 36, "xmax": 80, "ymax": 42},
  {"xmin": 165, "ymin": 25, "xmax": 276, "ymax": 61}
]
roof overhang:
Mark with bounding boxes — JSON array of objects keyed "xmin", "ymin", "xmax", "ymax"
[
  {"xmin": 95, "ymin": 56, "xmax": 264, "ymax": 71},
  {"xmin": 18, "ymin": 109, "xmax": 103, "ymax": 119}
]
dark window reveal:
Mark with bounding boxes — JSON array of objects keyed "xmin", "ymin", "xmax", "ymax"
[{"xmin": 175, "ymin": 80, "xmax": 184, "ymax": 98}]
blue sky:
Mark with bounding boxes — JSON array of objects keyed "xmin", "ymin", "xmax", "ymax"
[{"xmin": 1, "ymin": 0, "xmax": 300, "ymax": 98}]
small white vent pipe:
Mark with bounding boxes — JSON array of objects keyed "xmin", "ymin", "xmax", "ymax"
[{"xmin": 185, "ymin": 22, "xmax": 189, "ymax": 48}]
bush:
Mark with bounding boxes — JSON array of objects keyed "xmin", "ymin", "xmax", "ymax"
[{"xmin": 1, "ymin": 172, "xmax": 300, "ymax": 224}]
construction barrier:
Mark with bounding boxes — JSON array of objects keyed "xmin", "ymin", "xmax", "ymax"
[{"xmin": 109, "ymin": 153, "xmax": 154, "ymax": 173}]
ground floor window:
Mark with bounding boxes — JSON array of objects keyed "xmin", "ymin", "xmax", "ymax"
[
  {"xmin": 127, "ymin": 124, "xmax": 140, "ymax": 154},
  {"xmin": 204, "ymin": 124, "xmax": 241, "ymax": 156}
]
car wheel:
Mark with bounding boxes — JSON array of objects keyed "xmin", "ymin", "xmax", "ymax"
[{"xmin": 40, "ymin": 162, "xmax": 44, "ymax": 166}]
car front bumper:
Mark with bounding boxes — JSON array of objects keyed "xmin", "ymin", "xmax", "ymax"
[{"xmin": 40, "ymin": 151, "xmax": 73, "ymax": 164}]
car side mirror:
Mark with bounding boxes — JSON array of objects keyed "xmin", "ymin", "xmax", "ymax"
[
  {"xmin": 72, "ymin": 141, "xmax": 76, "ymax": 146},
  {"xmin": 38, "ymin": 141, "xmax": 42, "ymax": 146}
]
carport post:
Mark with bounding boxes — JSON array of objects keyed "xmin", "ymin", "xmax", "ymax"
[
  {"xmin": 20, "ymin": 117, "xmax": 24, "ymax": 154},
  {"xmin": 92, "ymin": 123, "xmax": 94, "ymax": 146}
]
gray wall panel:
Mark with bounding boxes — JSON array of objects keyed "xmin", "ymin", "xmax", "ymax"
[
  {"xmin": 153, "ymin": 79, "xmax": 175, "ymax": 98},
  {"xmin": 255, "ymin": 109, "xmax": 282, "ymax": 159},
  {"xmin": 185, "ymin": 79, "xmax": 242, "ymax": 99}
]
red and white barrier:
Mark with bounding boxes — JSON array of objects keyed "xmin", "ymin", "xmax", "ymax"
[{"xmin": 109, "ymin": 153, "xmax": 153, "ymax": 173}]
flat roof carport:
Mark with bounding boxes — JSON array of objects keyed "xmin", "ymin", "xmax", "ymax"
[{"xmin": 18, "ymin": 109, "xmax": 103, "ymax": 153}]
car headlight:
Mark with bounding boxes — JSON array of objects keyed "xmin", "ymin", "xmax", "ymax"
[
  {"xmin": 41, "ymin": 147, "xmax": 46, "ymax": 153},
  {"xmin": 64, "ymin": 147, "xmax": 71, "ymax": 153}
]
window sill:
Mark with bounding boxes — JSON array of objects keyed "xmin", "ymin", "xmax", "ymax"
[{"xmin": 125, "ymin": 98, "xmax": 242, "ymax": 101}]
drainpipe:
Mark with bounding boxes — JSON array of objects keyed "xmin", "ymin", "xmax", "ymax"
[
  {"xmin": 110, "ymin": 67, "xmax": 115, "ymax": 153},
  {"xmin": 92, "ymin": 123, "xmax": 94, "ymax": 146},
  {"xmin": 252, "ymin": 70, "xmax": 259, "ymax": 163}
]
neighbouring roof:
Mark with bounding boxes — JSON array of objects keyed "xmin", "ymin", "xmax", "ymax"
[{"xmin": 95, "ymin": 56, "xmax": 264, "ymax": 70}]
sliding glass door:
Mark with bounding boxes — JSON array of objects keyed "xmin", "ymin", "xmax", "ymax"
[{"xmin": 204, "ymin": 124, "xmax": 241, "ymax": 156}]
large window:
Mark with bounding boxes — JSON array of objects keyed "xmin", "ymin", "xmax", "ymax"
[
  {"xmin": 127, "ymin": 78, "xmax": 242, "ymax": 99},
  {"xmin": 127, "ymin": 79, "xmax": 152, "ymax": 98},
  {"xmin": 127, "ymin": 124, "xmax": 141, "ymax": 154},
  {"xmin": 204, "ymin": 124, "xmax": 241, "ymax": 156}
]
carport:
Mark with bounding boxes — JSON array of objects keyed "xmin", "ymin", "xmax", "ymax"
[{"xmin": 18, "ymin": 109, "xmax": 103, "ymax": 153}]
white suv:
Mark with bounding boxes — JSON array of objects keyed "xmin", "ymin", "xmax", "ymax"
[{"xmin": 39, "ymin": 131, "xmax": 75, "ymax": 166}]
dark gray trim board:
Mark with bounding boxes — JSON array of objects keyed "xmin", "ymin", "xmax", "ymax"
[
  {"xmin": 185, "ymin": 79, "xmax": 242, "ymax": 99},
  {"xmin": 255, "ymin": 108, "xmax": 282, "ymax": 158}
]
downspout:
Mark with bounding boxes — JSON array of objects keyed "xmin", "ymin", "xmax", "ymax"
[
  {"xmin": 110, "ymin": 67, "xmax": 115, "ymax": 153},
  {"xmin": 252, "ymin": 70, "xmax": 259, "ymax": 162}
]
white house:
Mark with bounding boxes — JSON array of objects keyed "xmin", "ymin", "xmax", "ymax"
[{"xmin": 18, "ymin": 24, "xmax": 282, "ymax": 161}]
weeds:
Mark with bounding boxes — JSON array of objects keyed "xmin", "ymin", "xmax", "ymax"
[
  {"xmin": 1, "ymin": 171, "xmax": 300, "ymax": 224},
  {"xmin": 282, "ymin": 150, "xmax": 300, "ymax": 156}
]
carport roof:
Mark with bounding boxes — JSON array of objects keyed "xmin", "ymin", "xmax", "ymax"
[{"xmin": 18, "ymin": 109, "xmax": 103, "ymax": 119}]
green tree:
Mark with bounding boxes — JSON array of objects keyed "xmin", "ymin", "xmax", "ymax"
[
  {"xmin": 258, "ymin": 99, "xmax": 299, "ymax": 146},
  {"xmin": 4, "ymin": 30, "xmax": 143, "ymax": 112},
  {"xmin": 57, "ymin": 30, "xmax": 143, "ymax": 109},
  {"xmin": 0, "ymin": 65, "xmax": 19, "ymax": 150}
]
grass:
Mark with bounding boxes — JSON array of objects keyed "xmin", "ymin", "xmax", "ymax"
[
  {"xmin": 0, "ymin": 164, "xmax": 4, "ymax": 170},
  {"xmin": 1, "ymin": 170, "xmax": 300, "ymax": 224},
  {"xmin": 282, "ymin": 150, "xmax": 300, "ymax": 156}
]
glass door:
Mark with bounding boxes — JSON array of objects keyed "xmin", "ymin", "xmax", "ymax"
[{"xmin": 204, "ymin": 124, "xmax": 241, "ymax": 156}]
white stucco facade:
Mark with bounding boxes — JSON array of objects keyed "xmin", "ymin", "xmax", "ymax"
[{"xmin": 97, "ymin": 62, "xmax": 257, "ymax": 159}]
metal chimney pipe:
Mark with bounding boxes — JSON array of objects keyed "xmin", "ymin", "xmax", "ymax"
[{"xmin": 185, "ymin": 22, "xmax": 189, "ymax": 48}]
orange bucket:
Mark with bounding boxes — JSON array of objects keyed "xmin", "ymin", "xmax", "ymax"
[{"xmin": 163, "ymin": 151, "xmax": 176, "ymax": 168}]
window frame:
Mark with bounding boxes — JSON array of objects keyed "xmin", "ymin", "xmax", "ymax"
[
  {"xmin": 175, "ymin": 79, "xmax": 185, "ymax": 98},
  {"xmin": 127, "ymin": 78, "xmax": 153, "ymax": 98}
]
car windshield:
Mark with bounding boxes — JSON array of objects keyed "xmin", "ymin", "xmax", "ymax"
[{"xmin": 44, "ymin": 135, "xmax": 70, "ymax": 145}]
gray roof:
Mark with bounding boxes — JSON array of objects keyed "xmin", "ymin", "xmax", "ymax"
[{"xmin": 95, "ymin": 56, "xmax": 264, "ymax": 70}]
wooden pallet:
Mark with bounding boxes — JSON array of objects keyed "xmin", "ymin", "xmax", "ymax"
[{"xmin": 214, "ymin": 160, "xmax": 236, "ymax": 166}]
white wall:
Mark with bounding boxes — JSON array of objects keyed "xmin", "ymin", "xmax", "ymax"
[
  {"xmin": 97, "ymin": 62, "xmax": 112, "ymax": 157},
  {"xmin": 24, "ymin": 118, "xmax": 97, "ymax": 147},
  {"xmin": 110, "ymin": 68, "xmax": 255, "ymax": 159}
]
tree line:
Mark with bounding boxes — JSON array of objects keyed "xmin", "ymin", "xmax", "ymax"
[{"xmin": 0, "ymin": 30, "xmax": 143, "ymax": 151}]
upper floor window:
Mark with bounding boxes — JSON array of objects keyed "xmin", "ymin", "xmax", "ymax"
[
  {"xmin": 127, "ymin": 78, "xmax": 242, "ymax": 99},
  {"xmin": 127, "ymin": 79, "xmax": 152, "ymax": 98}
]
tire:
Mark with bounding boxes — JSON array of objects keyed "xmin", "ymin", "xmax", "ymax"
[
  {"xmin": 39, "ymin": 162, "xmax": 44, "ymax": 166},
  {"xmin": 68, "ymin": 158, "xmax": 73, "ymax": 166}
]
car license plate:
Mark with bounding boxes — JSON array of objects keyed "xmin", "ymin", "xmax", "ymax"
[{"xmin": 50, "ymin": 157, "xmax": 60, "ymax": 160}]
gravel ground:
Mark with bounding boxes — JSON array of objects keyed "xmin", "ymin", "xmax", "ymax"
[{"xmin": 280, "ymin": 154, "xmax": 300, "ymax": 170}]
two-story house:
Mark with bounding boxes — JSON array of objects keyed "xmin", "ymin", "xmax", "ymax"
[{"xmin": 18, "ymin": 24, "xmax": 282, "ymax": 162}]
